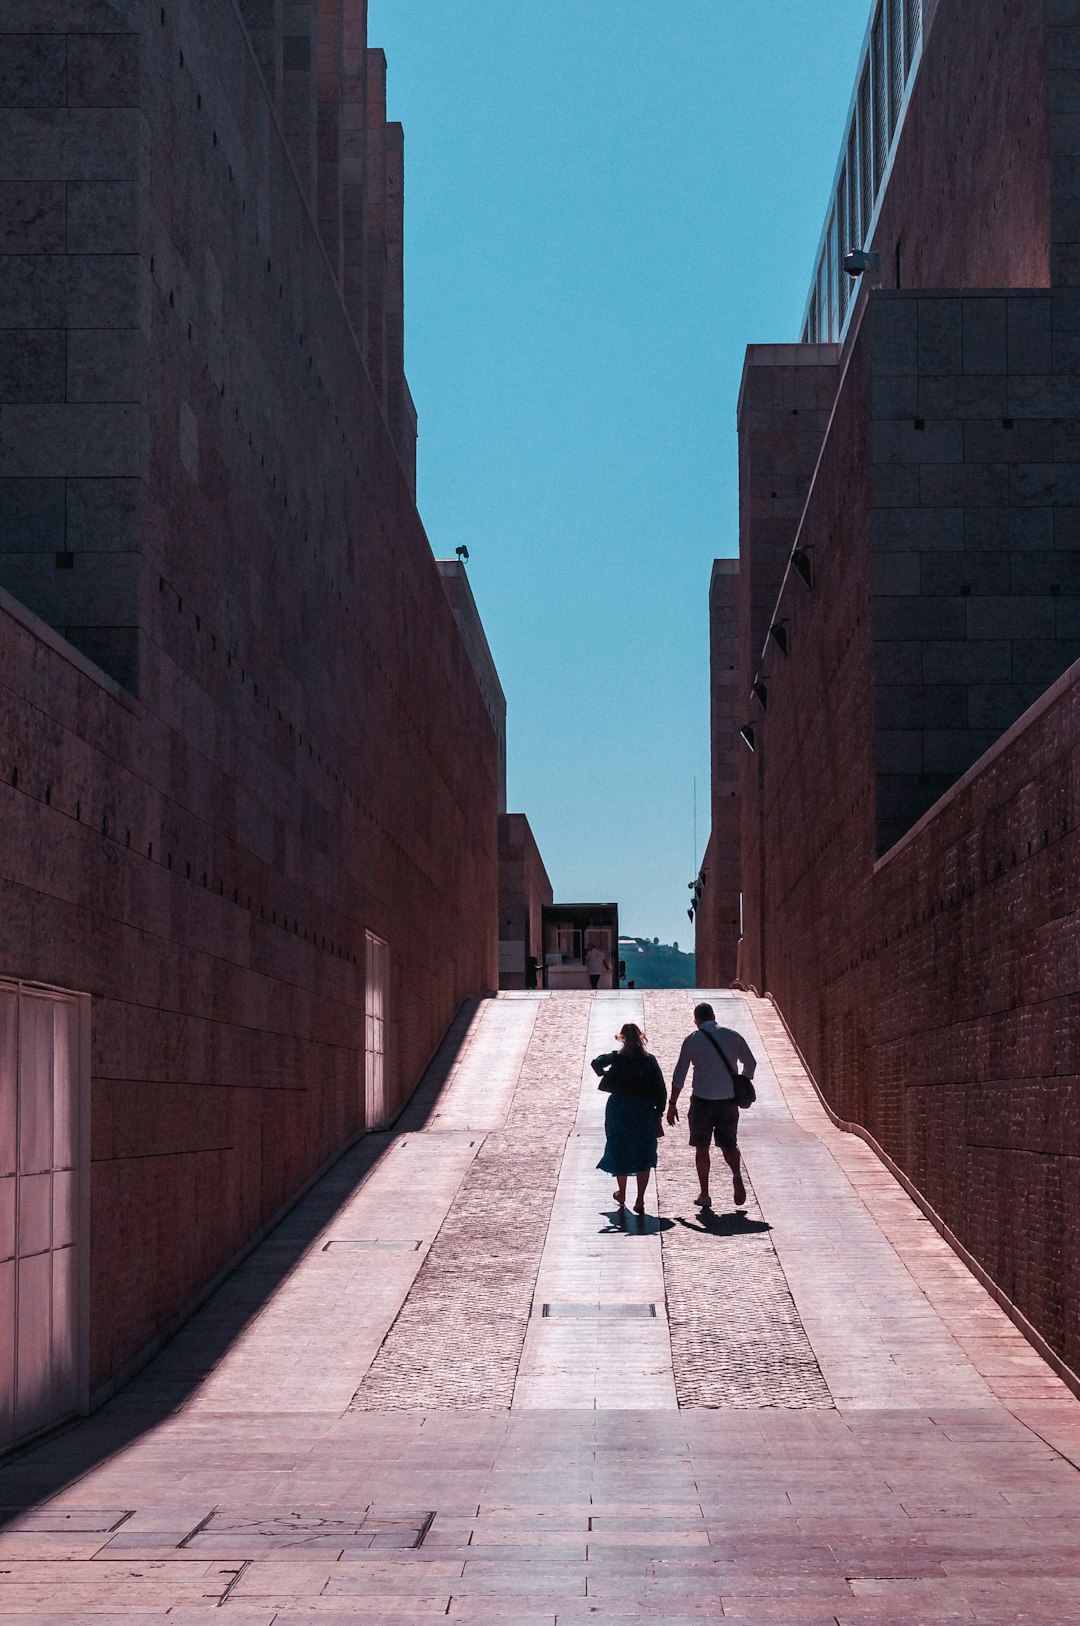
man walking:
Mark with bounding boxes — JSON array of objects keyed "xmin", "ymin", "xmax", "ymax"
[{"xmin": 666, "ymin": 1002, "xmax": 756, "ymax": 1210}]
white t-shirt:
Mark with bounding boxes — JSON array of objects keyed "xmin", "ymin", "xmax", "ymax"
[
  {"xmin": 671, "ymin": 1022, "xmax": 756, "ymax": 1101},
  {"xmin": 585, "ymin": 947, "xmax": 607, "ymax": 974}
]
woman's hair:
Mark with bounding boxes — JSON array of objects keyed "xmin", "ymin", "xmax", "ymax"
[{"xmin": 619, "ymin": 1022, "xmax": 648, "ymax": 1053}]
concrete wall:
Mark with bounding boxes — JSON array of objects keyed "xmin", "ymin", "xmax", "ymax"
[
  {"xmin": 438, "ymin": 559, "xmax": 507, "ymax": 815},
  {"xmin": 735, "ymin": 298, "xmax": 1080, "ymax": 1378},
  {"xmin": 694, "ymin": 560, "xmax": 740, "ymax": 985},
  {"xmin": 729, "ymin": 0, "xmax": 1080, "ymax": 1380},
  {"xmin": 871, "ymin": 0, "xmax": 1050, "ymax": 296},
  {"xmin": 498, "ymin": 813, "xmax": 552, "ymax": 990},
  {"xmin": 0, "ymin": 1, "xmax": 497, "ymax": 1400},
  {"xmin": 870, "ymin": 289, "xmax": 1080, "ymax": 851}
]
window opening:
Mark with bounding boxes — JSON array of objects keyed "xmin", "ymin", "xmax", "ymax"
[
  {"xmin": 858, "ymin": 64, "xmax": 873, "ymax": 246},
  {"xmin": 364, "ymin": 932, "xmax": 388, "ymax": 1131},
  {"xmin": 872, "ymin": 7, "xmax": 888, "ymax": 189},
  {"xmin": 904, "ymin": 0, "xmax": 922, "ymax": 76},
  {"xmin": 0, "ymin": 981, "xmax": 88, "ymax": 1452}
]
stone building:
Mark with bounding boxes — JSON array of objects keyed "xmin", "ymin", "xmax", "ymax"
[
  {"xmin": 0, "ymin": 1, "xmax": 499, "ymax": 1450},
  {"xmin": 700, "ymin": 0, "xmax": 1080, "ymax": 1389},
  {"xmin": 693, "ymin": 559, "xmax": 740, "ymax": 986},
  {"xmin": 497, "ymin": 813, "xmax": 552, "ymax": 990}
]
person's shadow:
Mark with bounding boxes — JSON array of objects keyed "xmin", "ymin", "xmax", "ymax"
[
  {"xmin": 674, "ymin": 1209, "xmax": 772, "ymax": 1237},
  {"xmin": 600, "ymin": 1207, "xmax": 676, "ymax": 1235}
]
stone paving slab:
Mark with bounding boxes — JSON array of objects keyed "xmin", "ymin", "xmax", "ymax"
[
  {"xmin": 644, "ymin": 993, "xmax": 832, "ymax": 1411},
  {"xmin": 1, "ymin": 991, "xmax": 1080, "ymax": 1621},
  {"xmin": 513, "ymin": 993, "xmax": 677, "ymax": 1410},
  {"xmin": 352, "ymin": 996, "xmax": 591, "ymax": 1411}
]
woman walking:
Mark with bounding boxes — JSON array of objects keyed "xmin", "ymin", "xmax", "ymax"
[{"xmin": 592, "ymin": 1023, "xmax": 667, "ymax": 1213}]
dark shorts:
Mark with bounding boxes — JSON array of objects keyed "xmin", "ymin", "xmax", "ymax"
[{"xmin": 687, "ymin": 1096, "xmax": 740, "ymax": 1152}]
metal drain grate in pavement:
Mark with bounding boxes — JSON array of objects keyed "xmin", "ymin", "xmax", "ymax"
[
  {"xmin": 180, "ymin": 1510, "xmax": 435, "ymax": 1552},
  {"xmin": 0, "ymin": 1509, "xmax": 133, "ymax": 1533},
  {"xmin": 323, "ymin": 1240, "xmax": 422, "ymax": 1252},
  {"xmin": 541, "ymin": 1302, "xmax": 657, "ymax": 1318}
]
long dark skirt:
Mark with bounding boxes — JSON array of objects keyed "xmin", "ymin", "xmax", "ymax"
[{"xmin": 596, "ymin": 1093, "xmax": 660, "ymax": 1177}]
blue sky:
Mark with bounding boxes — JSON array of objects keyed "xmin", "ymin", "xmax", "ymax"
[{"xmin": 369, "ymin": 0, "xmax": 870, "ymax": 947}]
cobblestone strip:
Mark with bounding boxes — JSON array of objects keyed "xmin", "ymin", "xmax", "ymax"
[
  {"xmin": 351, "ymin": 995, "xmax": 592, "ymax": 1410},
  {"xmin": 643, "ymin": 991, "xmax": 832, "ymax": 1410}
]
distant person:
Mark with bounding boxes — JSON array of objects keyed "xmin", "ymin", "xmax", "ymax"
[
  {"xmin": 585, "ymin": 944, "xmax": 610, "ymax": 989},
  {"xmin": 667, "ymin": 1002, "xmax": 756, "ymax": 1210},
  {"xmin": 593, "ymin": 1023, "xmax": 667, "ymax": 1213}
]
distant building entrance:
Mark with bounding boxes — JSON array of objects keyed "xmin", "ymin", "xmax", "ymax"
[
  {"xmin": 364, "ymin": 933, "xmax": 388, "ymax": 1130},
  {"xmin": 1, "ymin": 980, "xmax": 89, "ymax": 1452},
  {"xmin": 541, "ymin": 903, "xmax": 620, "ymax": 989}
]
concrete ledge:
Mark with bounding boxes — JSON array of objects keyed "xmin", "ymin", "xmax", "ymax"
[{"xmin": 0, "ymin": 580, "xmax": 140, "ymax": 714}]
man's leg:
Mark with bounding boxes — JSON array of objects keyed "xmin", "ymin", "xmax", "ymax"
[
  {"xmin": 695, "ymin": 1144, "xmax": 711, "ymax": 1204},
  {"xmin": 720, "ymin": 1141, "xmax": 747, "ymax": 1207}
]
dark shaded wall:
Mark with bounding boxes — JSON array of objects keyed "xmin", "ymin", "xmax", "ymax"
[
  {"xmin": 694, "ymin": 561, "xmax": 740, "ymax": 985},
  {"xmin": 0, "ymin": 0, "xmax": 497, "ymax": 1398},
  {"xmin": 733, "ymin": 0, "xmax": 1080, "ymax": 1379}
]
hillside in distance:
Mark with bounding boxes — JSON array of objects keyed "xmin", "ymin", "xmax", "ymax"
[{"xmin": 619, "ymin": 936, "xmax": 696, "ymax": 989}]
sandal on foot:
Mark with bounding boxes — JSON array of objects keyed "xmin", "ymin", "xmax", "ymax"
[{"xmin": 733, "ymin": 1174, "xmax": 747, "ymax": 1207}]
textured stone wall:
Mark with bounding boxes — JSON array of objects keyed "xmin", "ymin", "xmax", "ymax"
[
  {"xmin": 870, "ymin": 288, "xmax": 1080, "ymax": 851},
  {"xmin": 736, "ymin": 299, "xmax": 1080, "ymax": 1377},
  {"xmin": 694, "ymin": 560, "xmax": 740, "ymax": 985},
  {"xmin": 0, "ymin": 0, "xmax": 497, "ymax": 1398},
  {"xmin": 869, "ymin": 0, "xmax": 1050, "ymax": 296},
  {"xmin": 498, "ymin": 813, "xmax": 552, "ymax": 991}
]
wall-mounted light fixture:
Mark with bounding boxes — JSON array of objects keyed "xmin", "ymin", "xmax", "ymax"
[
  {"xmin": 768, "ymin": 621, "xmax": 789, "ymax": 656},
  {"xmin": 739, "ymin": 724, "xmax": 756, "ymax": 752},
  {"xmin": 751, "ymin": 678, "xmax": 768, "ymax": 711},
  {"xmin": 791, "ymin": 547, "xmax": 814, "ymax": 589}
]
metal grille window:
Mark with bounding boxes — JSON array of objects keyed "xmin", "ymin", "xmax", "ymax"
[
  {"xmin": 872, "ymin": 7, "xmax": 887, "ymax": 189},
  {"xmin": 847, "ymin": 126, "xmax": 861, "ymax": 251},
  {"xmin": 889, "ymin": 0, "xmax": 904, "ymax": 136},
  {"xmin": 858, "ymin": 64, "xmax": 873, "ymax": 245},
  {"xmin": 837, "ymin": 168, "xmax": 849, "ymax": 321},
  {"xmin": 827, "ymin": 210, "xmax": 838, "ymax": 339},
  {"xmin": 904, "ymin": 0, "xmax": 922, "ymax": 75},
  {"xmin": 800, "ymin": 0, "xmax": 924, "ymax": 345}
]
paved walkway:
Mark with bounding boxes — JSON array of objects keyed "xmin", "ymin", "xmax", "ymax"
[{"xmin": 3, "ymin": 990, "xmax": 1080, "ymax": 1622}]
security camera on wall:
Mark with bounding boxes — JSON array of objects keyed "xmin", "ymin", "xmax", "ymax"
[{"xmin": 842, "ymin": 248, "xmax": 881, "ymax": 280}]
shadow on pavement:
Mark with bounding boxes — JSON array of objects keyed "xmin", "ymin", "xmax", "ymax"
[
  {"xmin": 599, "ymin": 1208, "xmax": 676, "ymax": 1235},
  {"xmin": 674, "ymin": 1211, "xmax": 773, "ymax": 1237},
  {"xmin": 0, "ymin": 996, "xmax": 487, "ymax": 1521}
]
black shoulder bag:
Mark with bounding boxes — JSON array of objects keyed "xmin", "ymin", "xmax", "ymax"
[{"xmin": 701, "ymin": 1030, "xmax": 756, "ymax": 1109}]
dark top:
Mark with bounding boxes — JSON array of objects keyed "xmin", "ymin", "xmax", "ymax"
[{"xmin": 591, "ymin": 1049, "xmax": 667, "ymax": 1108}]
